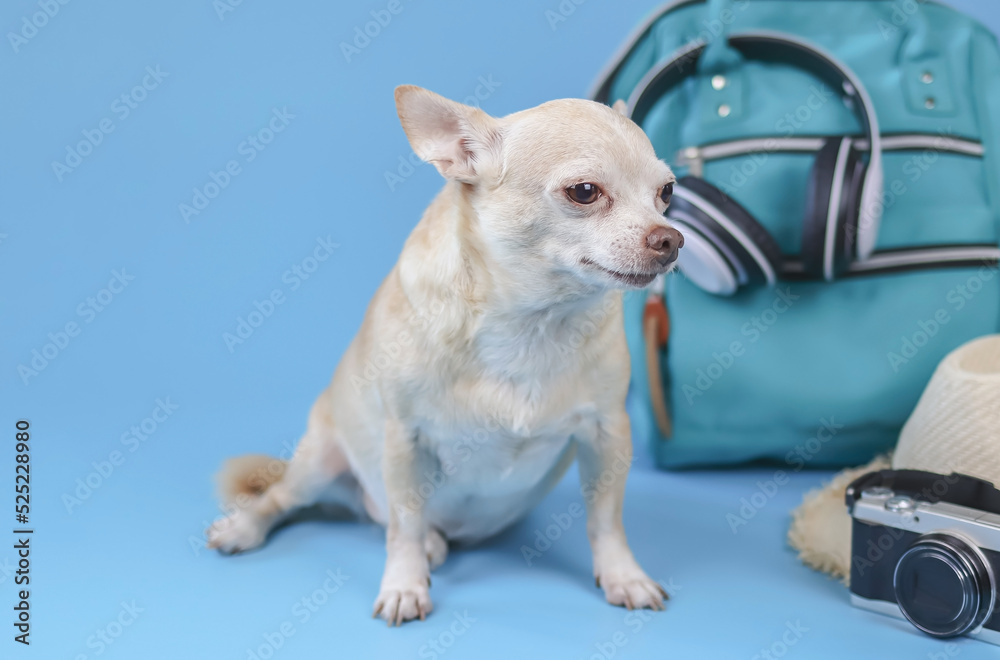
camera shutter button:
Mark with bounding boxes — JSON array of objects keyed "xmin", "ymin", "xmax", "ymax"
[{"xmin": 885, "ymin": 496, "xmax": 917, "ymax": 512}]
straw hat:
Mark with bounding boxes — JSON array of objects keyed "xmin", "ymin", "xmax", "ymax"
[
  {"xmin": 892, "ymin": 334, "xmax": 1000, "ymax": 482},
  {"xmin": 788, "ymin": 334, "xmax": 1000, "ymax": 581}
]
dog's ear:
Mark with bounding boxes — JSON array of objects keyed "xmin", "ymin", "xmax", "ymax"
[
  {"xmin": 394, "ymin": 85, "xmax": 503, "ymax": 183},
  {"xmin": 612, "ymin": 99, "xmax": 628, "ymax": 116}
]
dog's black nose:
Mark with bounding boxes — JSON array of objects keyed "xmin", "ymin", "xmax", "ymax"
[{"xmin": 646, "ymin": 226, "xmax": 684, "ymax": 254}]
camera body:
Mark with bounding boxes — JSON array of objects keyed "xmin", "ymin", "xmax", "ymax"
[{"xmin": 846, "ymin": 469, "xmax": 1000, "ymax": 645}]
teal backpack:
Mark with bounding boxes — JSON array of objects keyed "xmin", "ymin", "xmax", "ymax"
[{"xmin": 592, "ymin": 0, "xmax": 1000, "ymax": 469}]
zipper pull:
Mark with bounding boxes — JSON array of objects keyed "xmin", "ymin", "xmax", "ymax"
[{"xmin": 676, "ymin": 146, "xmax": 704, "ymax": 177}]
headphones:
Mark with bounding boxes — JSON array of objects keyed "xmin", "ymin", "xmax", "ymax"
[{"xmin": 626, "ymin": 31, "xmax": 884, "ymax": 295}]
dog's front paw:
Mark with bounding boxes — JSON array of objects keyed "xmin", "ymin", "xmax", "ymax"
[
  {"xmin": 206, "ymin": 509, "xmax": 267, "ymax": 555},
  {"xmin": 596, "ymin": 566, "xmax": 667, "ymax": 611},
  {"xmin": 373, "ymin": 579, "xmax": 433, "ymax": 626}
]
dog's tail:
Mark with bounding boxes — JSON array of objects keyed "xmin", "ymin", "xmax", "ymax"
[{"xmin": 215, "ymin": 454, "xmax": 287, "ymax": 508}]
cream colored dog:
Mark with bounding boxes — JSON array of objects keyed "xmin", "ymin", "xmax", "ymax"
[{"xmin": 207, "ymin": 86, "xmax": 682, "ymax": 625}]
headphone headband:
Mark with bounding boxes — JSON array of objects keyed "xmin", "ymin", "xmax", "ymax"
[{"xmin": 626, "ymin": 31, "xmax": 884, "ymax": 260}]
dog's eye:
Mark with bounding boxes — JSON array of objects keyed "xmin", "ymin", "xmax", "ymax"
[
  {"xmin": 659, "ymin": 183, "xmax": 674, "ymax": 206},
  {"xmin": 566, "ymin": 183, "xmax": 602, "ymax": 205}
]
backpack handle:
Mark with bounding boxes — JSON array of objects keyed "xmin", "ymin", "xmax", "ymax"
[
  {"xmin": 626, "ymin": 31, "xmax": 885, "ymax": 261},
  {"xmin": 697, "ymin": 0, "xmax": 744, "ymax": 74}
]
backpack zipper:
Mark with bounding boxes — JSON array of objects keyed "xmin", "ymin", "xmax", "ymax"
[
  {"xmin": 781, "ymin": 245, "xmax": 1000, "ymax": 279},
  {"xmin": 675, "ymin": 134, "xmax": 984, "ymax": 172}
]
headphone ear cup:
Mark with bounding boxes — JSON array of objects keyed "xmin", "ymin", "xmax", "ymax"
[
  {"xmin": 669, "ymin": 177, "xmax": 783, "ymax": 295},
  {"xmin": 803, "ymin": 138, "xmax": 863, "ymax": 281}
]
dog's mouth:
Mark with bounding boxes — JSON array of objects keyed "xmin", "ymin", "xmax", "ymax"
[{"xmin": 580, "ymin": 258, "xmax": 666, "ymax": 288}]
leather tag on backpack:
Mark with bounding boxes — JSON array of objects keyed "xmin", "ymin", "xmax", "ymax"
[{"xmin": 643, "ymin": 294, "xmax": 672, "ymax": 438}]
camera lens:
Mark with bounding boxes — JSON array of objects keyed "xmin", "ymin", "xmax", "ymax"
[{"xmin": 893, "ymin": 533, "xmax": 995, "ymax": 638}]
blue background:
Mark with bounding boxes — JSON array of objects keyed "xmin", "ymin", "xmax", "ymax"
[{"xmin": 2, "ymin": 0, "xmax": 999, "ymax": 658}]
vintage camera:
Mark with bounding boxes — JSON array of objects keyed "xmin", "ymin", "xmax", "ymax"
[{"xmin": 846, "ymin": 469, "xmax": 1000, "ymax": 645}]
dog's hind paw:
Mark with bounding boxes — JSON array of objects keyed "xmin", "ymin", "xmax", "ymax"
[
  {"xmin": 206, "ymin": 509, "xmax": 268, "ymax": 555},
  {"xmin": 425, "ymin": 528, "xmax": 448, "ymax": 571}
]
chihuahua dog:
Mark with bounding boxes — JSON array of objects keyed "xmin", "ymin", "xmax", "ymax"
[{"xmin": 207, "ymin": 86, "xmax": 682, "ymax": 625}]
